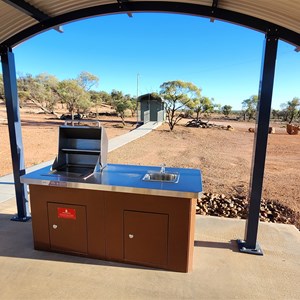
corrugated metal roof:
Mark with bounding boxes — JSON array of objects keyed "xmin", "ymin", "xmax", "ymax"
[
  {"xmin": 0, "ymin": 1, "xmax": 37, "ymax": 43},
  {"xmin": 222, "ymin": 0, "xmax": 299, "ymax": 34},
  {"xmin": 0, "ymin": 0, "xmax": 299, "ymax": 47}
]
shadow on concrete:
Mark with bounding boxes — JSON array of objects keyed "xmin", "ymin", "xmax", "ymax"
[
  {"xmin": 0, "ymin": 213, "xmax": 158, "ymax": 271},
  {"xmin": 194, "ymin": 240, "xmax": 239, "ymax": 252},
  {"xmin": 0, "ymin": 182, "xmax": 14, "ymax": 185}
]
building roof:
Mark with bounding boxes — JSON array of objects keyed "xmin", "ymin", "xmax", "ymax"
[
  {"xmin": 0, "ymin": 1, "xmax": 299, "ymax": 50},
  {"xmin": 138, "ymin": 93, "xmax": 163, "ymax": 102}
]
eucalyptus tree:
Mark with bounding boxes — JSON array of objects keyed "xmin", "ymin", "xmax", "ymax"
[
  {"xmin": 35, "ymin": 73, "xmax": 60, "ymax": 111},
  {"xmin": 191, "ymin": 96, "xmax": 215, "ymax": 120},
  {"xmin": 159, "ymin": 80, "xmax": 201, "ymax": 131},
  {"xmin": 242, "ymin": 95, "xmax": 258, "ymax": 120},
  {"xmin": 281, "ymin": 97, "xmax": 300, "ymax": 124},
  {"xmin": 17, "ymin": 73, "xmax": 43, "ymax": 107},
  {"xmin": 77, "ymin": 71, "xmax": 99, "ymax": 91},
  {"xmin": 111, "ymin": 90, "xmax": 132, "ymax": 125},
  {"xmin": 89, "ymin": 90, "xmax": 102, "ymax": 117},
  {"xmin": 57, "ymin": 79, "xmax": 91, "ymax": 122},
  {"xmin": 115, "ymin": 100, "xmax": 130, "ymax": 126},
  {"xmin": 17, "ymin": 73, "xmax": 61, "ymax": 117},
  {"xmin": 222, "ymin": 105, "xmax": 232, "ymax": 117},
  {"xmin": 125, "ymin": 94, "xmax": 137, "ymax": 117}
]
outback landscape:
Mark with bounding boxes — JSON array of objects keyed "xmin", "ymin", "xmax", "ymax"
[{"xmin": 0, "ymin": 102, "xmax": 299, "ymax": 229}]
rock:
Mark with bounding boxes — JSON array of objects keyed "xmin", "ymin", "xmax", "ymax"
[
  {"xmin": 197, "ymin": 193, "xmax": 298, "ymax": 229},
  {"xmin": 268, "ymin": 127, "xmax": 275, "ymax": 134},
  {"xmin": 286, "ymin": 124, "xmax": 299, "ymax": 135}
]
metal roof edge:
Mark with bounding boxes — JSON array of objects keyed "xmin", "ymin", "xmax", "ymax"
[{"xmin": 0, "ymin": 1, "xmax": 299, "ymax": 49}]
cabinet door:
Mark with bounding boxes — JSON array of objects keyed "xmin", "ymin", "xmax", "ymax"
[
  {"xmin": 124, "ymin": 211, "xmax": 168, "ymax": 268},
  {"xmin": 48, "ymin": 203, "xmax": 87, "ymax": 255}
]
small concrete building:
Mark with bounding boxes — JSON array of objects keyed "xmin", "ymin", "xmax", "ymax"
[{"xmin": 138, "ymin": 93, "xmax": 165, "ymax": 123}]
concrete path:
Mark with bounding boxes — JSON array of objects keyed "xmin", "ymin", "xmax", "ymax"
[
  {"xmin": 108, "ymin": 121, "xmax": 161, "ymax": 152},
  {"xmin": 0, "ymin": 121, "xmax": 162, "ymax": 204},
  {"xmin": 0, "ymin": 200, "xmax": 299, "ymax": 300},
  {"xmin": 0, "ymin": 161, "xmax": 52, "ymax": 204}
]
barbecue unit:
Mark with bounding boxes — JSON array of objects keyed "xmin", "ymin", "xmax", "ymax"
[{"xmin": 21, "ymin": 124, "xmax": 202, "ymax": 272}]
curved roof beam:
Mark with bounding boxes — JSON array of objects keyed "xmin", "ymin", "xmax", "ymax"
[
  {"xmin": 116, "ymin": 0, "xmax": 133, "ymax": 18},
  {"xmin": 0, "ymin": 1, "xmax": 299, "ymax": 50}
]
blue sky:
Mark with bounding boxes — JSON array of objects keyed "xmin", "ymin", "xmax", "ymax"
[{"xmin": 13, "ymin": 13, "xmax": 300, "ymax": 110}]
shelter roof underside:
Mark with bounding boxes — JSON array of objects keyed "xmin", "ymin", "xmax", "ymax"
[{"xmin": 0, "ymin": 0, "xmax": 299, "ymax": 48}]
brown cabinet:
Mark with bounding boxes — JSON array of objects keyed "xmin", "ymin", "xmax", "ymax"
[
  {"xmin": 47, "ymin": 203, "xmax": 88, "ymax": 255},
  {"xmin": 29, "ymin": 185, "xmax": 196, "ymax": 272},
  {"xmin": 124, "ymin": 211, "xmax": 169, "ymax": 268}
]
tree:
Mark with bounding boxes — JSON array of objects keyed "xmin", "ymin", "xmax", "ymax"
[
  {"xmin": 125, "ymin": 94, "xmax": 137, "ymax": 117},
  {"xmin": 222, "ymin": 105, "xmax": 232, "ymax": 117},
  {"xmin": 17, "ymin": 73, "xmax": 60, "ymax": 117},
  {"xmin": 242, "ymin": 95, "xmax": 258, "ymax": 120},
  {"xmin": 111, "ymin": 89, "xmax": 123, "ymax": 102},
  {"xmin": 159, "ymin": 80, "xmax": 201, "ymax": 131},
  {"xmin": 191, "ymin": 96, "xmax": 215, "ymax": 120},
  {"xmin": 111, "ymin": 90, "xmax": 132, "ymax": 125},
  {"xmin": 214, "ymin": 103, "xmax": 222, "ymax": 114},
  {"xmin": 57, "ymin": 79, "xmax": 91, "ymax": 122},
  {"xmin": 271, "ymin": 109, "xmax": 280, "ymax": 120},
  {"xmin": 77, "ymin": 71, "xmax": 99, "ymax": 91},
  {"xmin": 35, "ymin": 73, "xmax": 60, "ymax": 111},
  {"xmin": 281, "ymin": 97, "xmax": 300, "ymax": 124},
  {"xmin": 115, "ymin": 100, "xmax": 131, "ymax": 126},
  {"xmin": 17, "ymin": 73, "xmax": 42, "ymax": 107},
  {"xmin": 89, "ymin": 90, "xmax": 102, "ymax": 117}
]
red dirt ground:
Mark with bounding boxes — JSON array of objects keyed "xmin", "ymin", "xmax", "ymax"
[
  {"xmin": 108, "ymin": 119, "xmax": 300, "ymax": 217},
  {"xmin": 0, "ymin": 103, "xmax": 134, "ymax": 176},
  {"xmin": 1, "ymin": 103, "xmax": 299, "ymax": 225}
]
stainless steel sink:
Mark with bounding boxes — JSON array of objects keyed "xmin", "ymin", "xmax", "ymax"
[{"xmin": 142, "ymin": 172, "xmax": 179, "ymax": 183}]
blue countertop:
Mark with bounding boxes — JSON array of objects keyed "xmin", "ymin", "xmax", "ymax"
[{"xmin": 21, "ymin": 164, "xmax": 202, "ymax": 199}]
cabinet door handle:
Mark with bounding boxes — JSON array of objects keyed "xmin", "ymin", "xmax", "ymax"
[
  {"xmin": 53, "ymin": 224, "xmax": 58, "ymax": 229},
  {"xmin": 129, "ymin": 234, "xmax": 134, "ymax": 239}
]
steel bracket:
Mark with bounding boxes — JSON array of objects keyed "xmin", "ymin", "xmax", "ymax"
[
  {"xmin": 11, "ymin": 215, "xmax": 31, "ymax": 222},
  {"xmin": 237, "ymin": 239, "xmax": 263, "ymax": 255}
]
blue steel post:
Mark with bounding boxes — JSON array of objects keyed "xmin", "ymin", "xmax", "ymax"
[
  {"xmin": 1, "ymin": 47, "xmax": 30, "ymax": 221},
  {"xmin": 237, "ymin": 29, "xmax": 278, "ymax": 254}
]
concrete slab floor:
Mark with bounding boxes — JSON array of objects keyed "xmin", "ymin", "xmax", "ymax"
[{"xmin": 0, "ymin": 198, "xmax": 299, "ymax": 300}]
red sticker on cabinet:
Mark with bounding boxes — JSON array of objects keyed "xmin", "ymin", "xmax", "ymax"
[{"xmin": 57, "ymin": 208, "xmax": 76, "ymax": 220}]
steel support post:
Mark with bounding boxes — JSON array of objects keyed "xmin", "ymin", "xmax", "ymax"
[
  {"xmin": 237, "ymin": 29, "xmax": 278, "ymax": 255},
  {"xmin": 1, "ymin": 47, "xmax": 30, "ymax": 221}
]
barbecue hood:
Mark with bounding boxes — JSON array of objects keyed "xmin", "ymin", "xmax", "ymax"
[{"xmin": 51, "ymin": 125, "xmax": 108, "ymax": 178}]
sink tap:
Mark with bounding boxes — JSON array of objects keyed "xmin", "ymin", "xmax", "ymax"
[{"xmin": 160, "ymin": 163, "xmax": 166, "ymax": 174}]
